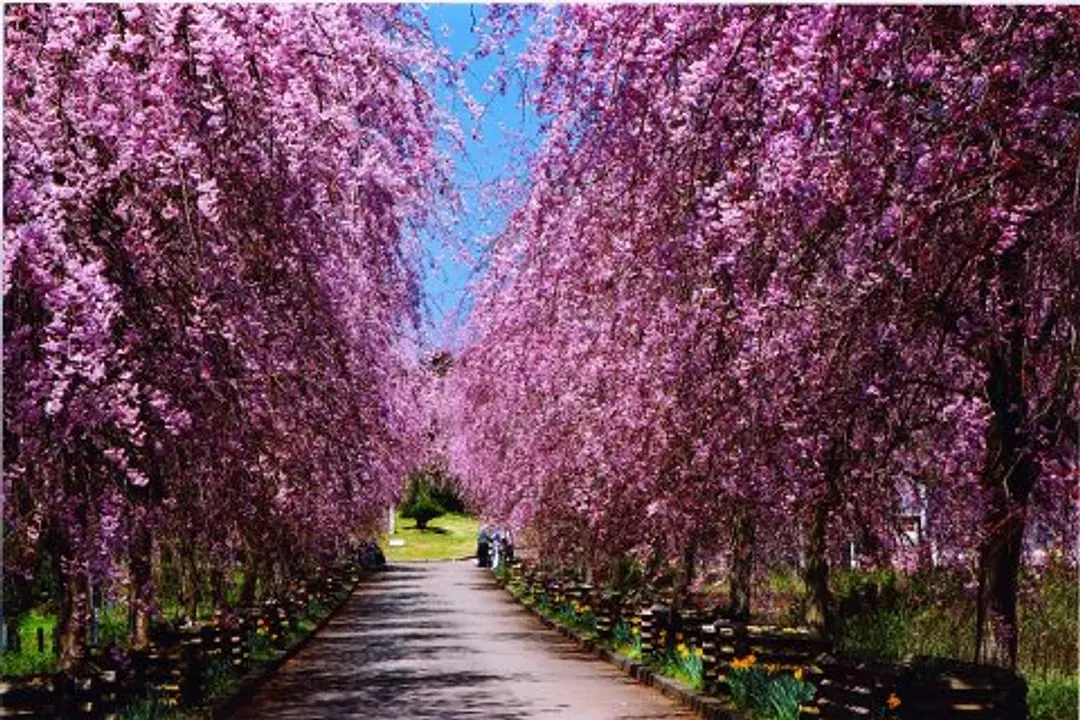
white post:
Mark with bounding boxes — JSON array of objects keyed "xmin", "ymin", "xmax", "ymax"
[{"xmin": 389, "ymin": 506, "xmax": 396, "ymax": 535}]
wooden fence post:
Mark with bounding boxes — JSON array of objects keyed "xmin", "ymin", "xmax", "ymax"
[
  {"xmin": 701, "ymin": 623, "xmax": 719, "ymax": 693},
  {"xmin": 640, "ymin": 607, "xmax": 655, "ymax": 657}
]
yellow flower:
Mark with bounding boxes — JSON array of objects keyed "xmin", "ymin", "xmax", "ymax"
[
  {"xmin": 694, "ymin": 647, "xmax": 704, "ymax": 658},
  {"xmin": 887, "ymin": 693, "xmax": 901, "ymax": 710},
  {"xmin": 731, "ymin": 654, "xmax": 757, "ymax": 671},
  {"xmin": 677, "ymin": 643, "xmax": 689, "ymax": 658},
  {"xmin": 794, "ymin": 667, "xmax": 804, "ymax": 682},
  {"xmin": 766, "ymin": 663, "xmax": 780, "ymax": 675}
]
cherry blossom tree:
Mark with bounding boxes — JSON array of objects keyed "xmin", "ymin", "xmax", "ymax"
[
  {"xmin": 4, "ymin": 4, "xmax": 451, "ymax": 666},
  {"xmin": 449, "ymin": 5, "xmax": 1078, "ymax": 668}
]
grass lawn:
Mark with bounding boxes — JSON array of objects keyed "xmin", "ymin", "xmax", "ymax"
[
  {"xmin": 0, "ymin": 608, "xmax": 58, "ymax": 677},
  {"xmin": 381, "ymin": 511, "xmax": 479, "ymax": 562}
]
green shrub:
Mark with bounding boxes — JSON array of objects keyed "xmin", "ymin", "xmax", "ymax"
[
  {"xmin": 1019, "ymin": 560, "xmax": 1078, "ymax": 679},
  {"xmin": 203, "ymin": 657, "xmax": 236, "ymax": 701},
  {"xmin": 248, "ymin": 626, "xmax": 275, "ymax": 662},
  {"xmin": 726, "ymin": 657, "xmax": 815, "ymax": 720},
  {"xmin": 1028, "ymin": 676, "xmax": 1079, "ymax": 720},
  {"xmin": 0, "ymin": 609, "xmax": 59, "ymax": 677},
  {"xmin": 832, "ymin": 563, "xmax": 1076, "ymax": 684},
  {"xmin": 96, "ymin": 602, "xmax": 129, "ymax": 647},
  {"xmin": 118, "ymin": 694, "xmax": 186, "ymax": 720},
  {"xmin": 655, "ymin": 643, "xmax": 704, "ymax": 689},
  {"xmin": 0, "ymin": 650, "xmax": 57, "ymax": 677},
  {"xmin": 399, "ymin": 474, "xmax": 446, "ymax": 530}
]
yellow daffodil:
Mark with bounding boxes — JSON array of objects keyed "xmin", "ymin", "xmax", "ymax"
[
  {"xmin": 677, "ymin": 643, "xmax": 689, "ymax": 658},
  {"xmin": 694, "ymin": 647, "xmax": 704, "ymax": 658},
  {"xmin": 731, "ymin": 654, "xmax": 757, "ymax": 670},
  {"xmin": 794, "ymin": 667, "xmax": 804, "ymax": 681},
  {"xmin": 766, "ymin": 663, "xmax": 780, "ymax": 674}
]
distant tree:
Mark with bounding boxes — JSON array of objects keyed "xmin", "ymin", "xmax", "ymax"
[{"xmin": 400, "ymin": 472, "xmax": 447, "ymax": 530}]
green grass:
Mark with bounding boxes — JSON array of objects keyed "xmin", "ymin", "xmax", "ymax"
[
  {"xmin": 381, "ymin": 511, "xmax": 479, "ymax": 562},
  {"xmin": 0, "ymin": 608, "xmax": 58, "ymax": 677},
  {"xmin": 1028, "ymin": 675, "xmax": 1080, "ymax": 720}
]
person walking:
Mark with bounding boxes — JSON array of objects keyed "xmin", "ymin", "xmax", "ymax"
[{"xmin": 477, "ymin": 526, "xmax": 491, "ymax": 568}]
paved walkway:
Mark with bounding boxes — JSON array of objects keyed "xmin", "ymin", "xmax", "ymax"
[{"xmin": 231, "ymin": 561, "xmax": 694, "ymax": 719}]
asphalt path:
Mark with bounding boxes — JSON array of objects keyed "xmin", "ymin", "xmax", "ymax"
[{"xmin": 231, "ymin": 561, "xmax": 694, "ymax": 719}]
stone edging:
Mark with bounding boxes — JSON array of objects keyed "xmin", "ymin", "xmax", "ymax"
[
  {"xmin": 208, "ymin": 573, "xmax": 368, "ymax": 719},
  {"xmin": 496, "ymin": 575, "xmax": 750, "ymax": 720}
]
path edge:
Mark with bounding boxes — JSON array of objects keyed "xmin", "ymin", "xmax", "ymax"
[
  {"xmin": 493, "ymin": 573, "xmax": 750, "ymax": 720},
  {"xmin": 208, "ymin": 572, "xmax": 370, "ymax": 719}
]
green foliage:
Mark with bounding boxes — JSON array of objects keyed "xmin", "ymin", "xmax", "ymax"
[
  {"xmin": 612, "ymin": 620, "xmax": 632, "ymax": 647},
  {"xmin": 117, "ymin": 694, "xmax": 186, "ymax": 720},
  {"xmin": 305, "ymin": 597, "xmax": 328, "ymax": 621},
  {"xmin": 1018, "ymin": 560, "xmax": 1079, "ymax": 681},
  {"xmin": 653, "ymin": 643, "xmax": 704, "ymax": 689},
  {"xmin": 833, "ymin": 564, "xmax": 1077, "ymax": 681},
  {"xmin": 755, "ymin": 672, "xmax": 816, "ymax": 720},
  {"xmin": 726, "ymin": 661, "xmax": 815, "ymax": 720},
  {"xmin": 727, "ymin": 664, "xmax": 769, "ymax": 709},
  {"xmin": 612, "ymin": 555, "xmax": 644, "ymax": 593},
  {"xmin": 96, "ymin": 602, "xmax": 129, "ymax": 647},
  {"xmin": 551, "ymin": 599, "xmax": 596, "ymax": 636},
  {"xmin": 1028, "ymin": 676, "xmax": 1080, "ymax": 720},
  {"xmin": 0, "ymin": 608, "xmax": 58, "ymax": 677},
  {"xmin": 248, "ymin": 626, "xmax": 275, "ymax": 662},
  {"xmin": 492, "ymin": 563, "xmax": 510, "ymax": 584},
  {"xmin": 623, "ymin": 630, "xmax": 644, "ymax": 661},
  {"xmin": 425, "ymin": 472, "xmax": 467, "ymax": 514},
  {"xmin": 0, "ymin": 648, "xmax": 57, "ymax": 677},
  {"xmin": 400, "ymin": 473, "xmax": 447, "ymax": 530},
  {"xmin": 203, "ymin": 657, "xmax": 236, "ymax": 701}
]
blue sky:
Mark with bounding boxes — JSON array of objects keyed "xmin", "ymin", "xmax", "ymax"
[{"xmin": 419, "ymin": 4, "xmax": 541, "ymax": 350}]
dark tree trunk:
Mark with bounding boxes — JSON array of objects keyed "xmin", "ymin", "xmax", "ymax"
[
  {"xmin": 179, "ymin": 545, "xmax": 200, "ymax": 623},
  {"xmin": 729, "ymin": 506, "xmax": 755, "ymax": 621},
  {"xmin": 974, "ymin": 499, "xmax": 1027, "ymax": 668},
  {"xmin": 673, "ymin": 538, "xmax": 698, "ymax": 610},
  {"xmin": 57, "ymin": 548, "xmax": 90, "ymax": 673},
  {"xmin": 239, "ymin": 548, "xmax": 258, "ymax": 608},
  {"xmin": 804, "ymin": 497, "xmax": 831, "ymax": 632},
  {"xmin": 975, "ymin": 284, "xmax": 1036, "ymax": 668},
  {"xmin": 129, "ymin": 523, "xmax": 154, "ymax": 650},
  {"xmin": 210, "ymin": 565, "xmax": 225, "ymax": 611},
  {"xmin": 805, "ymin": 447, "xmax": 842, "ymax": 634}
]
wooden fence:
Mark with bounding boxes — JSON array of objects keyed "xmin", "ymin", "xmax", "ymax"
[
  {"xmin": 510, "ymin": 561, "xmax": 1028, "ymax": 720},
  {"xmin": 0, "ymin": 564, "xmax": 360, "ymax": 718}
]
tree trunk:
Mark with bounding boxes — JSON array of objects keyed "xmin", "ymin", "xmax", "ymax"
[
  {"xmin": 239, "ymin": 549, "xmax": 258, "ymax": 608},
  {"xmin": 210, "ymin": 566, "xmax": 225, "ymax": 611},
  {"xmin": 974, "ymin": 500, "xmax": 1027, "ymax": 667},
  {"xmin": 805, "ymin": 447, "xmax": 842, "ymax": 634},
  {"xmin": 673, "ymin": 538, "xmax": 698, "ymax": 610},
  {"xmin": 179, "ymin": 542, "xmax": 200, "ymax": 623},
  {"xmin": 57, "ymin": 553, "xmax": 90, "ymax": 669},
  {"xmin": 975, "ymin": 335, "xmax": 1036, "ymax": 666},
  {"xmin": 129, "ymin": 523, "xmax": 154, "ymax": 650},
  {"xmin": 974, "ymin": 247, "xmax": 1037, "ymax": 669},
  {"xmin": 729, "ymin": 506, "xmax": 755, "ymax": 621},
  {"xmin": 804, "ymin": 496, "xmax": 831, "ymax": 631}
]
